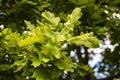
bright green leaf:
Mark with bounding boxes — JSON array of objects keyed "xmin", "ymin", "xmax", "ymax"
[
  {"xmin": 18, "ymin": 35, "xmax": 39, "ymax": 47},
  {"xmin": 42, "ymin": 11, "xmax": 60, "ymax": 26},
  {"xmin": 5, "ymin": 32, "xmax": 21, "ymax": 43},
  {"xmin": 42, "ymin": 43, "xmax": 62, "ymax": 59},
  {"xmin": 31, "ymin": 57, "xmax": 42, "ymax": 68},
  {"xmin": 62, "ymin": 8, "xmax": 82, "ymax": 35},
  {"xmin": 69, "ymin": 32, "xmax": 100, "ymax": 48},
  {"xmin": 44, "ymin": 29, "xmax": 66, "ymax": 43},
  {"xmin": 24, "ymin": 20, "xmax": 36, "ymax": 31},
  {"xmin": 67, "ymin": 7, "xmax": 82, "ymax": 24},
  {"xmin": 42, "ymin": 57, "xmax": 50, "ymax": 63}
]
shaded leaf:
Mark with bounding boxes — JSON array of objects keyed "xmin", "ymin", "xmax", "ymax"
[
  {"xmin": 0, "ymin": 64, "xmax": 11, "ymax": 71},
  {"xmin": 11, "ymin": 59, "xmax": 27, "ymax": 72},
  {"xmin": 55, "ymin": 56, "xmax": 74, "ymax": 72},
  {"xmin": 31, "ymin": 68, "xmax": 49, "ymax": 80}
]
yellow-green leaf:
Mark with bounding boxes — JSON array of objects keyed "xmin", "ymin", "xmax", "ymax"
[
  {"xmin": 18, "ymin": 35, "xmax": 39, "ymax": 47},
  {"xmin": 31, "ymin": 57, "xmax": 42, "ymax": 68},
  {"xmin": 69, "ymin": 32, "xmax": 100, "ymax": 48}
]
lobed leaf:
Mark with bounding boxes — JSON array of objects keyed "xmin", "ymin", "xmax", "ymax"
[
  {"xmin": 42, "ymin": 11, "xmax": 60, "ymax": 26},
  {"xmin": 62, "ymin": 8, "xmax": 82, "ymax": 35},
  {"xmin": 18, "ymin": 35, "xmax": 39, "ymax": 47},
  {"xmin": 31, "ymin": 68, "xmax": 49, "ymax": 80},
  {"xmin": 55, "ymin": 56, "xmax": 74, "ymax": 72},
  {"xmin": 42, "ymin": 43, "xmax": 61, "ymax": 59},
  {"xmin": 69, "ymin": 32, "xmax": 100, "ymax": 48},
  {"xmin": 31, "ymin": 57, "xmax": 42, "ymax": 68}
]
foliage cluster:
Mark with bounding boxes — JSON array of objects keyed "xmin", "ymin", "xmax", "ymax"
[{"xmin": 0, "ymin": 0, "xmax": 120, "ymax": 80}]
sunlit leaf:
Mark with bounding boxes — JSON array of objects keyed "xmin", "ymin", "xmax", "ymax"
[
  {"xmin": 31, "ymin": 57, "xmax": 42, "ymax": 68},
  {"xmin": 42, "ymin": 57, "xmax": 50, "ymax": 63},
  {"xmin": 18, "ymin": 35, "xmax": 39, "ymax": 47},
  {"xmin": 69, "ymin": 32, "xmax": 100, "ymax": 48},
  {"xmin": 62, "ymin": 8, "xmax": 82, "ymax": 35},
  {"xmin": 42, "ymin": 11, "xmax": 60, "ymax": 26},
  {"xmin": 44, "ymin": 29, "xmax": 66, "ymax": 43},
  {"xmin": 42, "ymin": 43, "xmax": 61, "ymax": 59},
  {"xmin": 5, "ymin": 32, "xmax": 21, "ymax": 46},
  {"xmin": 24, "ymin": 20, "xmax": 36, "ymax": 31},
  {"xmin": 67, "ymin": 7, "xmax": 82, "ymax": 24}
]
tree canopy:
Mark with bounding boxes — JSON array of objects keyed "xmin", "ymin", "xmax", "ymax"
[{"xmin": 0, "ymin": 0, "xmax": 120, "ymax": 80}]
